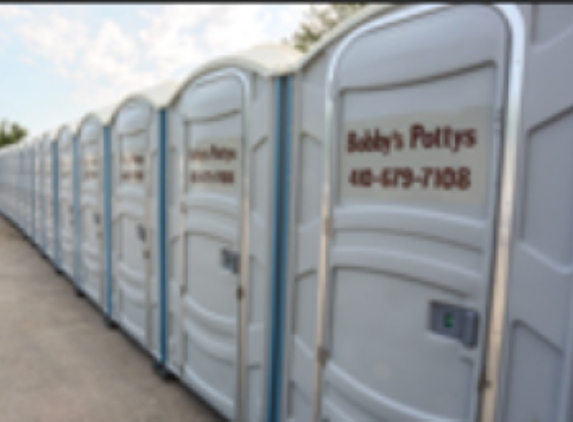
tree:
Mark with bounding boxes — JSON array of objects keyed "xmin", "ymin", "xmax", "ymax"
[
  {"xmin": 0, "ymin": 120, "xmax": 28, "ymax": 148},
  {"xmin": 285, "ymin": 3, "xmax": 368, "ymax": 53}
]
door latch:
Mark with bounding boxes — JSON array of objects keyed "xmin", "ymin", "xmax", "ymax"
[
  {"xmin": 429, "ymin": 301, "xmax": 479, "ymax": 348},
  {"xmin": 221, "ymin": 248, "xmax": 240, "ymax": 274},
  {"xmin": 138, "ymin": 225, "xmax": 146, "ymax": 242}
]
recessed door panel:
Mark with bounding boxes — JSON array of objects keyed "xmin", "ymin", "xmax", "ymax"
[{"xmin": 320, "ymin": 7, "xmax": 508, "ymax": 421}]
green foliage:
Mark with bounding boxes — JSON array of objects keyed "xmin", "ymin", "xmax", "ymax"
[
  {"xmin": 0, "ymin": 120, "xmax": 28, "ymax": 149},
  {"xmin": 285, "ymin": 3, "xmax": 368, "ymax": 53}
]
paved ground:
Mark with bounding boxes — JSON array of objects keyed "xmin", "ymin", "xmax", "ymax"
[{"xmin": 0, "ymin": 217, "xmax": 223, "ymax": 422}]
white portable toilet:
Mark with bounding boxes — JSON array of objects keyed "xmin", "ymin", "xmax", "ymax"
[
  {"xmin": 18, "ymin": 140, "xmax": 29, "ymax": 236},
  {"xmin": 75, "ymin": 106, "xmax": 115, "ymax": 304},
  {"xmin": 0, "ymin": 146, "xmax": 10, "ymax": 220},
  {"xmin": 43, "ymin": 131, "xmax": 56, "ymax": 262},
  {"xmin": 26, "ymin": 137, "xmax": 36, "ymax": 240},
  {"xmin": 167, "ymin": 44, "xmax": 301, "ymax": 421},
  {"xmin": 33, "ymin": 136, "xmax": 45, "ymax": 249},
  {"xmin": 57, "ymin": 123, "xmax": 78, "ymax": 279},
  {"xmin": 107, "ymin": 80, "xmax": 178, "ymax": 352},
  {"xmin": 275, "ymin": 3, "xmax": 573, "ymax": 422},
  {"xmin": 16, "ymin": 143, "xmax": 24, "ymax": 231}
]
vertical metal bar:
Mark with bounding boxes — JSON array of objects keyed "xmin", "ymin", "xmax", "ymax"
[
  {"xmin": 144, "ymin": 122, "xmax": 154, "ymax": 352},
  {"xmin": 158, "ymin": 108, "xmax": 169, "ymax": 366},
  {"xmin": 479, "ymin": 5, "xmax": 525, "ymax": 422}
]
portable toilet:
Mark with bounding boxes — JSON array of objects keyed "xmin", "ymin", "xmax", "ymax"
[
  {"xmin": 107, "ymin": 80, "xmax": 179, "ymax": 354},
  {"xmin": 24, "ymin": 137, "xmax": 36, "ymax": 241},
  {"xmin": 33, "ymin": 136, "xmax": 45, "ymax": 249},
  {"xmin": 15, "ymin": 143, "xmax": 24, "ymax": 231},
  {"xmin": 27, "ymin": 137, "xmax": 36, "ymax": 241},
  {"xmin": 50, "ymin": 131, "xmax": 61, "ymax": 270},
  {"xmin": 271, "ymin": 3, "xmax": 573, "ymax": 422},
  {"xmin": 166, "ymin": 44, "xmax": 301, "ymax": 421},
  {"xmin": 0, "ymin": 148, "xmax": 6, "ymax": 215},
  {"xmin": 57, "ymin": 122, "xmax": 78, "ymax": 279},
  {"xmin": 18, "ymin": 139, "xmax": 30, "ymax": 237},
  {"xmin": 43, "ymin": 131, "xmax": 56, "ymax": 262},
  {"xmin": 2, "ymin": 145, "xmax": 12, "ymax": 223},
  {"xmin": 4, "ymin": 145, "xmax": 14, "ymax": 226},
  {"xmin": 75, "ymin": 105, "xmax": 116, "ymax": 303}
]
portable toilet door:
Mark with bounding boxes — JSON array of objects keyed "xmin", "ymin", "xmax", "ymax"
[
  {"xmin": 275, "ymin": 4, "xmax": 531, "ymax": 422},
  {"xmin": 51, "ymin": 135, "xmax": 61, "ymax": 270},
  {"xmin": 34, "ymin": 137, "xmax": 44, "ymax": 248},
  {"xmin": 167, "ymin": 45, "xmax": 300, "ymax": 421},
  {"xmin": 44, "ymin": 133, "xmax": 55, "ymax": 262},
  {"xmin": 29, "ymin": 139, "xmax": 36, "ymax": 242},
  {"xmin": 108, "ymin": 81, "xmax": 178, "ymax": 355},
  {"xmin": 18, "ymin": 139, "xmax": 30, "ymax": 237},
  {"xmin": 76, "ymin": 108, "xmax": 114, "ymax": 307},
  {"xmin": 57, "ymin": 124, "xmax": 77, "ymax": 280},
  {"xmin": 3, "ymin": 146, "xmax": 11, "ymax": 221},
  {"xmin": 16, "ymin": 145, "xmax": 23, "ymax": 231},
  {"xmin": 40, "ymin": 135, "xmax": 49, "ymax": 253},
  {"xmin": 0, "ymin": 151, "xmax": 4, "ymax": 216},
  {"xmin": 30, "ymin": 139, "xmax": 37, "ymax": 240}
]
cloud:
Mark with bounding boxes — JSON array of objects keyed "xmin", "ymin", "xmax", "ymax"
[
  {"xmin": 0, "ymin": 5, "xmax": 30, "ymax": 20},
  {"xmin": 16, "ymin": 11, "xmax": 89, "ymax": 68},
  {"xmin": 10, "ymin": 4, "xmax": 311, "ymax": 124}
]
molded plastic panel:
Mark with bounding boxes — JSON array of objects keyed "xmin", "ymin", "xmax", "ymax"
[{"xmin": 285, "ymin": 5, "xmax": 508, "ymax": 421}]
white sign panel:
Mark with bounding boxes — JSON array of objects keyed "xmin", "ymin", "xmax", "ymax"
[
  {"xmin": 340, "ymin": 106, "xmax": 492, "ymax": 205},
  {"xmin": 187, "ymin": 137, "xmax": 241, "ymax": 195}
]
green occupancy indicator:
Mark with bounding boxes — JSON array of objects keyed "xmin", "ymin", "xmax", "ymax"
[{"xmin": 444, "ymin": 312, "xmax": 454, "ymax": 329}]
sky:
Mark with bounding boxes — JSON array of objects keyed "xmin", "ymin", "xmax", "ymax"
[{"xmin": 0, "ymin": 4, "xmax": 314, "ymax": 137}]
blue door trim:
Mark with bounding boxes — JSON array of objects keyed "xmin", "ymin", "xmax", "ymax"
[{"xmin": 267, "ymin": 75, "xmax": 293, "ymax": 422}]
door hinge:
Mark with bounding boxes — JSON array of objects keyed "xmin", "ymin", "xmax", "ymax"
[
  {"xmin": 478, "ymin": 370, "xmax": 490, "ymax": 392},
  {"xmin": 317, "ymin": 346, "xmax": 329, "ymax": 365},
  {"xmin": 323, "ymin": 216, "xmax": 333, "ymax": 237},
  {"xmin": 236, "ymin": 285, "xmax": 244, "ymax": 300}
]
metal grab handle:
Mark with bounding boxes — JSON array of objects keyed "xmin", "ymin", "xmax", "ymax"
[{"xmin": 221, "ymin": 248, "xmax": 240, "ymax": 274}]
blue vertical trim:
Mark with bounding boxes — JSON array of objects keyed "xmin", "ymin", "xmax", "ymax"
[
  {"xmin": 267, "ymin": 76, "xmax": 293, "ymax": 422},
  {"xmin": 53, "ymin": 141, "xmax": 61, "ymax": 269},
  {"xmin": 275, "ymin": 75, "xmax": 292, "ymax": 422},
  {"xmin": 266, "ymin": 78, "xmax": 284, "ymax": 422},
  {"xmin": 158, "ymin": 108, "xmax": 169, "ymax": 366},
  {"xmin": 73, "ymin": 134, "xmax": 82, "ymax": 289},
  {"xmin": 104, "ymin": 125, "xmax": 113, "ymax": 318}
]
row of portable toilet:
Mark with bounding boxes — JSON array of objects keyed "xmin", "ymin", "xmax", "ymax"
[{"xmin": 1, "ymin": 4, "xmax": 573, "ymax": 421}]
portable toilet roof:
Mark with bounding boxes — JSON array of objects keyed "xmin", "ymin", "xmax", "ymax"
[
  {"xmin": 109, "ymin": 79, "xmax": 180, "ymax": 122},
  {"xmin": 169, "ymin": 43, "xmax": 303, "ymax": 104},
  {"xmin": 54, "ymin": 122, "xmax": 74, "ymax": 139},
  {"xmin": 77, "ymin": 101, "xmax": 119, "ymax": 130}
]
